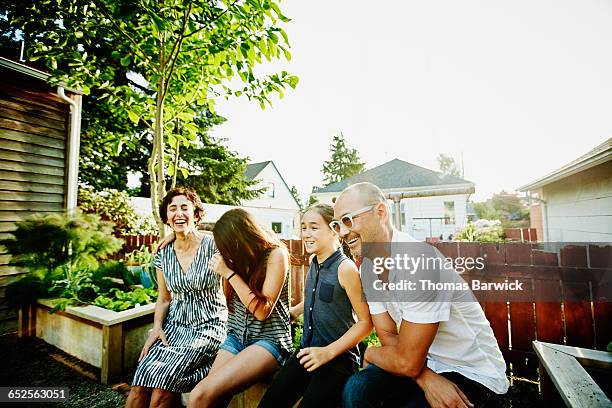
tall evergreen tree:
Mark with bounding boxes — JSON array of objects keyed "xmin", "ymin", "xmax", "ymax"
[
  {"xmin": 289, "ymin": 185, "xmax": 303, "ymax": 210},
  {"xmin": 173, "ymin": 112, "xmax": 264, "ymax": 204},
  {"xmin": 321, "ymin": 133, "xmax": 365, "ymax": 185}
]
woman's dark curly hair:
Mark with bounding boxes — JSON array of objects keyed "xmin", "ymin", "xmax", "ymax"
[{"xmin": 159, "ymin": 187, "xmax": 205, "ymax": 224}]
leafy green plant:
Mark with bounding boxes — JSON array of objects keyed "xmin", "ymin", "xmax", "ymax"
[
  {"xmin": 454, "ymin": 220, "xmax": 506, "ymax": 243},
  {"xmin": 124, "ymin": 245, "xmax": 157, "ymax": 289},
  {"xmin": 362, "ymin": 329, "xmax": 381, "ymax": 348},
  {"xmin": 292, "ymin": 315, "xmax": 303, "ymax": 349},
  {"xmin": 125, "ymin": 245, "xmax": 154, "ymax": 266},
  {"xmin": 78, "ymin": 184, "xmax": 158, "ymax": 235},
  {"xmin": 1, "ymin": 212, "xmax": 123, "ymax": 310},
  {"xmin": 93, "ymin": 287, "xmax": 158, "ymax": 312}
]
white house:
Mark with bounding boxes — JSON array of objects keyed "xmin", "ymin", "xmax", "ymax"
[
  {"xmin": 518, "ymin": 137, "xmax": 612, "ymax": 242},
  {"xmin": 310, "ymin": 159, "xmax": 476, "ymax": 241},
  {"xmin": 132, "ymin": 161, "xmax": 301, "ymax": 239}
]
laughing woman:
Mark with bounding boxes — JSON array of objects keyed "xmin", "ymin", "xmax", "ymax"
[
  {"xmin": 187, "ymin": 208, "xmax": 292, "ymax": 408},
  {"xmin": 126, "ymin": 188, "xmax": 227, "ymax": 408}
]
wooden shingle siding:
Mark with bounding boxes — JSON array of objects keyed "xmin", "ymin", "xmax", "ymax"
[{"xmin": 0, "ymin": 74, "xmax": 70, "ymax": 331}]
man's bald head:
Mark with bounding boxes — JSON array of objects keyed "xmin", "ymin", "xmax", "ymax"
[{"xmin": 338, "ymin": 182, "xmax": 386, "ymax": 207}]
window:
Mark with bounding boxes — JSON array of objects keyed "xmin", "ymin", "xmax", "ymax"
[
  {"xmin": 444, "ymin": 201, "xmax": 455, "ymax": 225},
  {"xmin": 271, "ymin": 222, "xmax": 282, "ymax": 233},
  {"xmin": 267, "ymin": 182, "xmax": 275, "ymax": 198}
]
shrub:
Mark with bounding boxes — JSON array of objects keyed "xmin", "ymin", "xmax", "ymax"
[
  {"xmin": 78, "ymin": 184, "xmax": 158, "ymax": 235},
  {"xmin": 1, "ymin": 212, "xmax": 123, "ymax": 310},
  {"xmin": 454, "ymin": 220, "xmax": 506, "ymax": 243}
]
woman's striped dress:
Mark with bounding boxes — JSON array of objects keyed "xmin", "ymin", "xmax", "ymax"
[{"xmin": 131, "ymin": 235, "xmax": 228, "ymax": 392}]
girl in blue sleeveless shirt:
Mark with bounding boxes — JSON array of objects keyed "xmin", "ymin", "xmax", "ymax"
[{"xmin": 259, "ymin": 204, "xmax": 373, "ymax": 408}]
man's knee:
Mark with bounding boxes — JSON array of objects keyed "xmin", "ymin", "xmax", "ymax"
[{"xmin": 342, "ymin": 372, "xmax": 369, "ymax": 407}]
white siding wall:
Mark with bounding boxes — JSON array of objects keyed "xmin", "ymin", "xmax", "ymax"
[
  {"xmin": 397, "ymin": 194, "xmax": 469, "ymax": 240},
  {"xmin": 542, "ymin": 161, "xmax": 612, "ymax": 242},
  {"xmin": 243, "ymin": 163, "xmax": 300, "ymax": 210},
  {"xmin": 310, "ymin": 191, "xmax": 470, "ymax": 241}
]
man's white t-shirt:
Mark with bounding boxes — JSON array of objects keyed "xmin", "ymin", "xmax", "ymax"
[{"xmin": 363, "ymin": 229, "xmax": 510, "ymax": 394}]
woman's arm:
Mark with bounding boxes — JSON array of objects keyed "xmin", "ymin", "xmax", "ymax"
[
  {"xmin": 290, "ymin": 301, "xmax": 304, "ymax": 321},
  {"xmin": 138, "ymin": 268, "xmax": 172, "ymax": 360},
  {"xmin": 297, "ymin": 259, "xmax": 373, "ymax": 371},
  {"xmin": 211, "ymin": 247, "xmax": 288, "ymax": 321},
  {"xmin": 152, "ymin": 267, "xmax": 172, "ymax": 330}
]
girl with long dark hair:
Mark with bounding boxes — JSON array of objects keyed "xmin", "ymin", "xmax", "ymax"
[
  {"xmin": 187, "ymin": 208, "xmax": 292, "ymax": 407},
  {"xmin": 258, "ymin": 204, "xmax": 372, "ymax": 408}
]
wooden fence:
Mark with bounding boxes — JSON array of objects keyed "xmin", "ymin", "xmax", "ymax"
[
  {"xmin": 434, "ymin": 241, "xmax": 611, "ymax": 380},
  {"xmin": 115, "ymin": 234, "xmax": 159, "ymax": 259},
  {"xmin": 503, "ymin": 228, "xmax": 538, "ymax": 242}
]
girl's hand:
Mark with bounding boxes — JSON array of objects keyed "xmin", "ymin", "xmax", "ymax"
[
  {"xmin": 297, "ymin": 347, "xmax": 334, "ymax": 372},
  {"xmin": 209, "ymin": 253, "xmax": 233, "ymax": 279},
  {"xmin": 139, "ymin": 327, "xmax": 169, "ymax": 361},
  {"xmin": 154, "ymin": 232, "xmax": 176, "ymax": 255}
]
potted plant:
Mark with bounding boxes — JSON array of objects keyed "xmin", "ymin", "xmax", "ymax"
[{"xmin": 124, "ymin": 245, "xmax": 157, "ymax": 289}]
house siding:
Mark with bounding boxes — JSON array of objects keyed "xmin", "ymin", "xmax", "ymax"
[
  {"xmin": 0, "ymin": 75, "xmax": 71, "ymax": 330},
  {"xmin": 243, "ymin": 163, "xmax": 300, "ymax": 210},
  {"xmin": 541, "ymin": 161, "xmax": 612, "ymax": 242}
]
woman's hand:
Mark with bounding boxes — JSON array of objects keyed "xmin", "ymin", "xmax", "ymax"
[
  {"xmin": 138, "ymin": 327, "xmax": 169, "ymax": 362},
  {"xmin": 154, "ymin": 232, "xmax": 176, "ymax": 255},
  {"xmin": 297, "ymin": 347, "xmax": 334, "ymax": 372},
  {"xmin": 209, "ymin": 253, "xmax": 233, "ymax": 279}
]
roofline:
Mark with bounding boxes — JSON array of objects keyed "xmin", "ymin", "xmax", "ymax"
[
  {"xmin": 267, "ymin": 161, "xmax": 301, "ymax": 209},
  {"xmin": 246, "ymin": 161, "xmax": 300, "ymax": 209},
  {"xmin": 518, "ymin": 139, "xmax": 611, "ymax": 191},
  {"xmin": 313, "ymin": 182, "xmax": 476, "ymax": 195},
  {"xmin": 0, "ymin": 57, "xmax": 82, "ymax": 94}
]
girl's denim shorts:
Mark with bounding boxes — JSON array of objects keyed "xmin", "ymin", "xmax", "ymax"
[{"xmin": 220, "ymin": 332, "xmax": 288, "ymax": 365}]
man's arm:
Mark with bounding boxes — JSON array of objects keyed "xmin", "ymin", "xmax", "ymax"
[
  {"xmin": 365, "ymin": 319, "xmax": 438, "ymax": 377},
  {"xmin": 368, "ymin": 310, "xmax": 473, "ymax": 408},
  {"xmin": 370, "ymin": 311, "xmax": 399, "ymax": 346}
]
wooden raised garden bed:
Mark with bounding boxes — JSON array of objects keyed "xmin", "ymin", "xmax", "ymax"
[{"xmin": 18, "ymin": 299, "xmax": 155, "ymax": 384}]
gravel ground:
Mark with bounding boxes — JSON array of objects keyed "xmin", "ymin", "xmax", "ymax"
[
  {"xmin": 0, "ymin": 331, "xmax": 129, "ymax": 408},
  {"xmin": 0, "ymin": 331, "xmax": 542, "ymax": 407}
]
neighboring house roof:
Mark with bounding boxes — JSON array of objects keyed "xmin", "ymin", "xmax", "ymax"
[
  {"xmin": 0, "ymin": 56, "xmax": 81, "ymax": 94},
  {"xmin": 244, "ymin": 161, "xmax": 272, "ymax": 180},
  {"xmin": 244, "ymin": 160, "xmax": 300, "ymax": 208},
  {"xmin": 518, "ymin": 137, "xmax": 612, "ymax": 191},
  {"xmin": 313, "ymin": 158, "xmax": 474, "ymax": 193}
]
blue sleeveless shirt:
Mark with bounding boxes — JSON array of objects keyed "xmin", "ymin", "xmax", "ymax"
[{"xmin": 301, "ymin": 249, "xmax": 359, "ymax": 367}]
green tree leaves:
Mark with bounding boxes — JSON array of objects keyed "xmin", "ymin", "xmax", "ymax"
[{"xmin": 2, "ymin": 0, "xmax": 298, "ymax": 234}]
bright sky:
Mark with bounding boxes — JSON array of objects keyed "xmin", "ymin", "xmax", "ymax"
[{"xmin": 212, "ymin": 0, "xmax": 612, "ymax": 202}]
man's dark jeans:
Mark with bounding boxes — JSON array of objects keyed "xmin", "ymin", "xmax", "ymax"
[{"xmin": 342, "ymin": 364, "xmax": 499, "ymax": 408}]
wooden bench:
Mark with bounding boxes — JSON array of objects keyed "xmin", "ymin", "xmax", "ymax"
[{"xmin": 533, "ymin": 341, "xmax": 611, "ymax": 407}]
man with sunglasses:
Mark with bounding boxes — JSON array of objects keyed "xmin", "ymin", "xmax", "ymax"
[{"xmin": 335, "ymin": 182, "xmax": 508, "ymax": 408}]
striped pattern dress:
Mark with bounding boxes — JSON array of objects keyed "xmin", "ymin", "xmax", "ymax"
[
  {"xmin": 227, "ymin": 249, "xmax": 293, "ymax": 358},
  {"xmin": 131, "ymin": 235, "xmax": 228, "ymax": 392}
]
